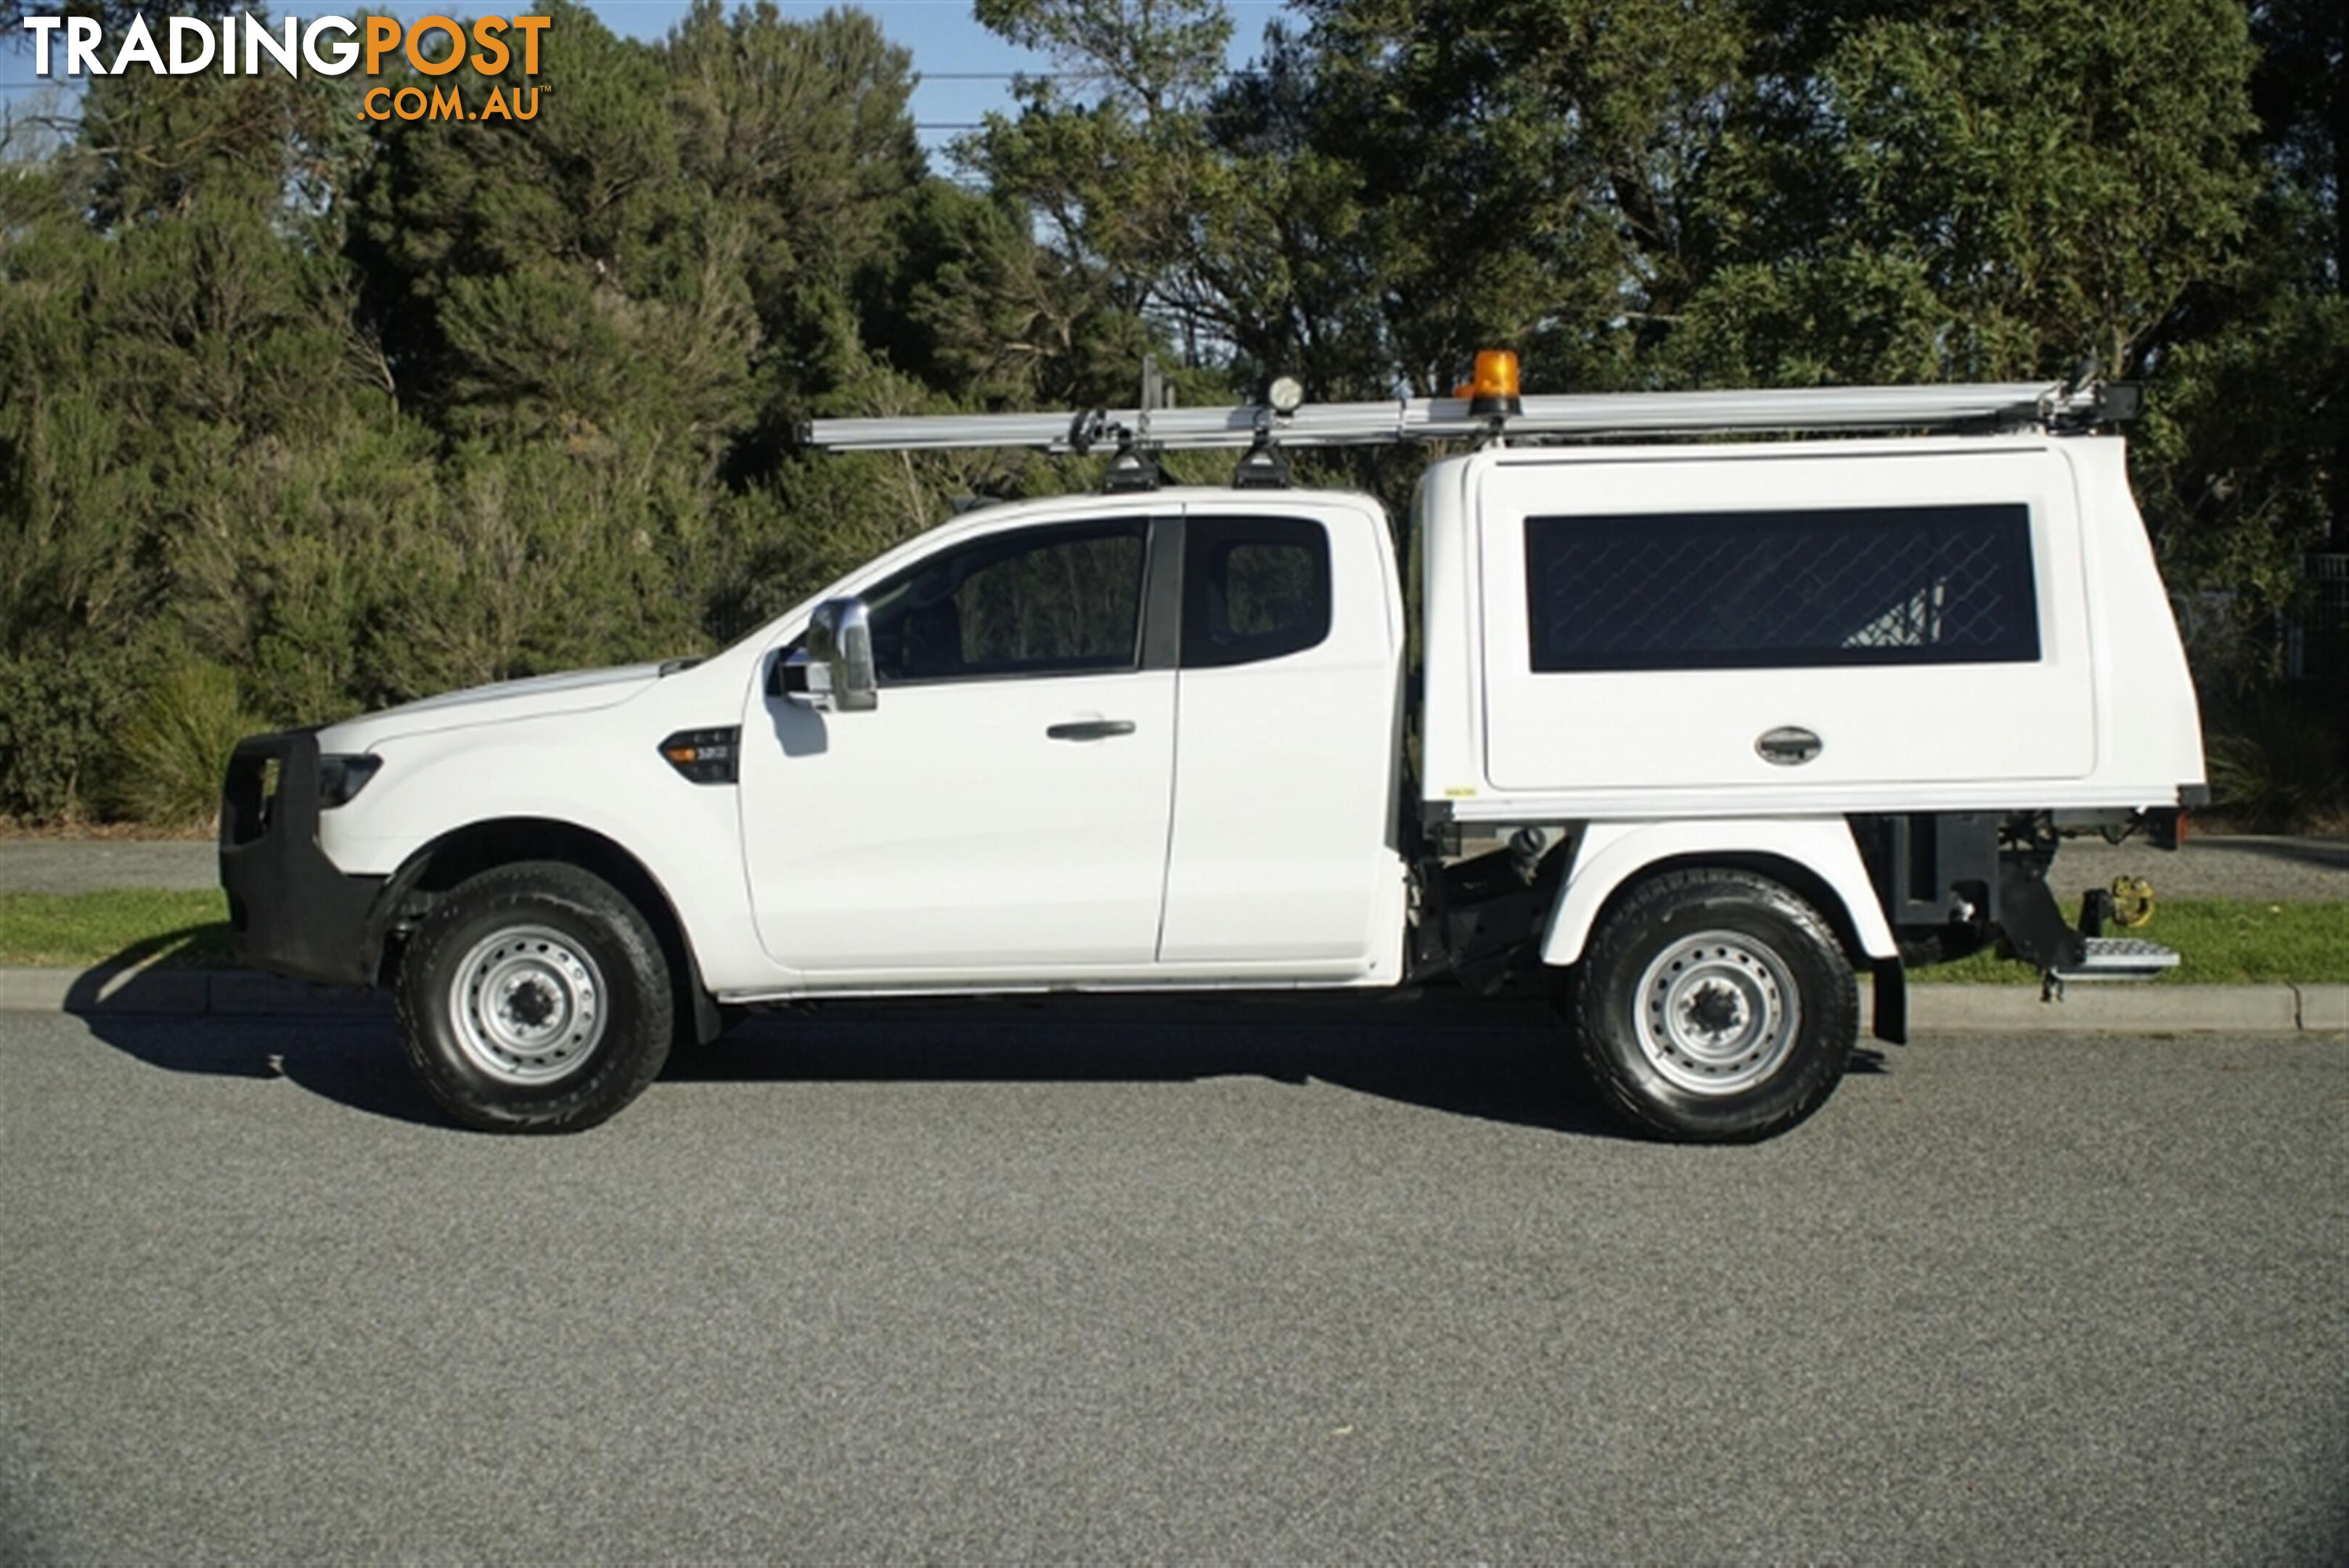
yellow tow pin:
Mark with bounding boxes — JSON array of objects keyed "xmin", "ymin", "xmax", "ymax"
[{"xmin": 2109, "ymin": 875, "xmax": 2154, "ymax": 928}]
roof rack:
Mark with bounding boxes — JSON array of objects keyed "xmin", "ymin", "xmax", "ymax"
[
  {"xmin": 803, "ymin": 380, "xmax": 2136, "ymax": 452},
  {"xmin": 798, "ymin": 371, "xmax": 2140, "ymax": 491}
]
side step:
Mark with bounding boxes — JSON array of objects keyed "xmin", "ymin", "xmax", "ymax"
[{"xmin": 2051, "ymin": 937, "xmax": 2181, "ymax": 982}]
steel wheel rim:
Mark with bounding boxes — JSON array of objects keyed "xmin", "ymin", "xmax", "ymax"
[
  {"xmin": 447, "ymin": 924, "xmax": 607, "ymax": 1085},
  {"xmin": 1633, "ymin": 928, "xmax": 1802, "ymax": 1095}
]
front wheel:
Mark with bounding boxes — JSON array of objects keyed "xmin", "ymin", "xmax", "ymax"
[
  {"xmin": 395, "ymin": 861, "xmax": 674, "ymax": 1132},
  {"xmin": 1569, "ymin": 868, "xmax": 1857, "ymax": 1142}
]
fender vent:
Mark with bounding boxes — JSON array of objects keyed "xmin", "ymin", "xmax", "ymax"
[{"xmin": 658, "ymin": 727, "xmax": 740, "ymax": 785}]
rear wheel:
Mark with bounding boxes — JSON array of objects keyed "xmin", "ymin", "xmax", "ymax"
[
  {"xmin": 395, "ymin": 861, "xmax": 674, "ymax": 1132},
  {"xmin": 1569, "ymin": 868, "xmax": 1856, "ymax": 1142}
]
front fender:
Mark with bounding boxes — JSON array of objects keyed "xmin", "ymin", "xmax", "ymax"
[
  {"xmin": 1540, "ymin": 817, "xmax": 1897, "ymax": 966},
  {"xmin": 314, "ymin": 722, "xmax": 767, "ymax": 984}
]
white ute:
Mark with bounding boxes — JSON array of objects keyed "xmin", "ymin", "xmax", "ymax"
[{"xmin": 219, "ymin": 362, "xmax": 2205, "ymax": 1140}]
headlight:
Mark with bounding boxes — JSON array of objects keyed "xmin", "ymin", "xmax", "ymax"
[{"xmin": 317, "ymin": 754, "xmax": 383, "ymax": 808}]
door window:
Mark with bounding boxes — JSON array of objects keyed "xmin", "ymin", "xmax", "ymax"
[
  {"xmin": 1181, "ymin": 517, "xmax": 1332, "ymax": 668},
  {"xmin": 863, "ymin": 521, "xmax": 1148, "ymax": 684}
]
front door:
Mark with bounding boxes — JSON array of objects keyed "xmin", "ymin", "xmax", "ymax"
[{"xmin": 740, "ymin": 516, "xmax": 1177, "ymax": 983}]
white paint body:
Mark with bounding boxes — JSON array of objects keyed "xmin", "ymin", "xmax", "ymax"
[
  {"xmin": 1540, "ymin": 819, "xmax": 1899, "ymax": 965},
  {"xmin": 308, "ymin": 435, "xmax": 2200, "ymax": 1000},
  {"xmin": 1418, "ymin": 435, "xmax": 2203, "ymax": 820}
]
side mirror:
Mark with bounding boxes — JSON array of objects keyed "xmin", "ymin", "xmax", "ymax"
[{"xmin": 796, "ymin": 597, "xmax": 878, "ymax": 712}]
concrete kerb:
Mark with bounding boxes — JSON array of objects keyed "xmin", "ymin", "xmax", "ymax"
[
  {"xmin": 0, "ymin": 966, "xmax": 387, "ymax": 1018},
  {"xmin": 0, "ymin": 965, "xmax": 2342, "ymax": 1034},
  {"xmin": 1881, "ymin": 980, "xmax": 2345, "ymax": 1034}
]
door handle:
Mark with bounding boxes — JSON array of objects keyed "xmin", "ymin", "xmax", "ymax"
[
  {"xmin": 1756, "ymin": 725, "xmax": 1823, "ymax": 766},
  {"xmin": 1047, "ymin": 719, "xmax": 1136, "ymax": 740}
]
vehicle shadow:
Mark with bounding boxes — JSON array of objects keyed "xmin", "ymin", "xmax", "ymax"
[
  {"xmin": 62, "ymin": 932, "xmax": 442, "ymax": 1128},
  {"xmin": 675, "ymin": 991, "xmax": 1638, "ymax": 1140},
  {"xmin": 59, "ymin": 941, "xmax": 1687, "ymax": 1139},
  {"xmin": 683, "ymin": 993, "xmax": 1890, "ymax": 1134}
]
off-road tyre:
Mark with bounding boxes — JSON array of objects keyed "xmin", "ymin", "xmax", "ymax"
[
  {"xmin": 395, "ymin": 860, "xmax": 674, "ymax": 1133},
  {"xmin": 1569, "ymin": 868, "xmax": 1857, "ymax": 1143}
]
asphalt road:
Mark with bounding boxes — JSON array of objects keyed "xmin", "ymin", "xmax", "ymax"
[{"xmin": 3, "ymin": 1001, "xmax": 2344, "ymax": 1561}]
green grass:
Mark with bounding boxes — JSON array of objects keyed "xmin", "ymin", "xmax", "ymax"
[
  {"xmin": 1919, "ymin": 900, "xmax": 2349, "ymax": 985},
  {"xmin": 0, "ymin": 889, "xmax": 233, "ymax": 969},
  {"xmin": 1, "ymin": 889, "xmax": 2342, "ymax": 984}
]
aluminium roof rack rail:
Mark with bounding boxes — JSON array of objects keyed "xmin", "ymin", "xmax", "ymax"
[{"xmin": 797, "ymin": 379, "xmax": 2136, "ymax": 457}]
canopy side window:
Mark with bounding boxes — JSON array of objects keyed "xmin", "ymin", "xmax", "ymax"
[{"xmin": 1524, "ymin": 504, "xmax": 2040, "ymax": 673}]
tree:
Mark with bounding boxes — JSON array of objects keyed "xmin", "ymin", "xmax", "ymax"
[
  {"xmin": 963, "ymin": 0, "xmax": 1331, "ymax": 399},
  {"xmin": 2, "ymin": 0, "xmax": 2334, "ymax": 821},
  {"xmin": 0, "ymin": 17, "xmax": 406, "ymax": 816},
  {"xmin": 2127, "ymin": 0, "xmax": 2342, "ymax": 710},
  {"xmin": 1290, "ymin": 0, "xmax": 1753, "ymax": 393},
  {"xmin": 1678, "ymin": 0, "xmax": 2258, "ymax": 386}
]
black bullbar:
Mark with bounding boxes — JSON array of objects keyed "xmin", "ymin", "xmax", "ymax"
[{"xmin": 218, "ymin": 728, "xmax": 385, "ymax": 987}]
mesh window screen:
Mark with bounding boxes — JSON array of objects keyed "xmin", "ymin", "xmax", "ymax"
[{"xmin": 1524, "ymin": 504, "xmax": 2040, "ymax": 671}]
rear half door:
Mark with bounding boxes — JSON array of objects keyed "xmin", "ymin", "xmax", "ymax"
[{"xmin": 1156, "ymin": 501, "xmax": 1405, "ymax": 974}]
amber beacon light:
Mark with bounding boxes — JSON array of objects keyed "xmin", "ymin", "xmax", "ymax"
[{"xmin": 1463, "ymin": 350, "xmax": 1523, "ymax": 419}]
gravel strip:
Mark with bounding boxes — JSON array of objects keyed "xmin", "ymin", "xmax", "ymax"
[
  {"xmin": 1, "ymin": 840, "xmax": 218, "ymax": 894},
  {"xmin": 2049, "ymin": 833, "xmax": 2347, "ymax": 903}
]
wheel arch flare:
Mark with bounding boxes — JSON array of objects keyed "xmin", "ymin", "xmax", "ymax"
[{"xmin": 1541, "ymin": 818, "xmax": 1900, "ymax": 970}]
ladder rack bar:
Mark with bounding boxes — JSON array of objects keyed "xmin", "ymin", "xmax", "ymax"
[{"xmin": 802, "ymin": 381, "xmax": 2093, "ymax": 454}]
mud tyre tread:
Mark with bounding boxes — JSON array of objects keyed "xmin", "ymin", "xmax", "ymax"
[
  {"xmin": 1569, "ymin": 867, "xmax": 1857, "ymax": 1143},
  {"xmin": 394, "ymin": 860, "xmax": 673, "ymax": 1133}
]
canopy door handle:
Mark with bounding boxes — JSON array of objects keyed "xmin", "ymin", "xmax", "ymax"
[{"xmin": 1756, "ymin": 726, "xmax": 1823, "ymax": 766}]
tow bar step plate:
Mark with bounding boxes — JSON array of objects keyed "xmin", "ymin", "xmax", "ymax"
[{"xmin": 2054, "ymin": 936, "xmax": 2183, "ymax": 981}]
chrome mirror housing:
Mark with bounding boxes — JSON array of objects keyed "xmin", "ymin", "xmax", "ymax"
[{"xmin": 797, "ymin": 597, "xmax": 878, "ymax": 712}]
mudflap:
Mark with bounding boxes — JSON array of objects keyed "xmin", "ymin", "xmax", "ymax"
[{"xmin": 1871, "ymin": 958, "xmax": 1908, "ymax": 1044}]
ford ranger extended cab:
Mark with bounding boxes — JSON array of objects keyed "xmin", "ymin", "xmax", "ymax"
[{"xmin": 220, "ymin": 364, "xmax": 2205, "ymax": 1140}]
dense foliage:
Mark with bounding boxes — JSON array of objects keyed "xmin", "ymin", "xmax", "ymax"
[{"xmin": 1, "ymin": 0, "xmax": 2340, "ymax": 822}]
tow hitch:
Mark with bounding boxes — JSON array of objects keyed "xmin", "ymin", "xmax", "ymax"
[
  {"xmin": 1999, "ymin": 857, "xmax": 2182, "ymax": 998},
  {"xmin": 2057, "ymin": 876, "xmax": 2181, "ymax": 986}
]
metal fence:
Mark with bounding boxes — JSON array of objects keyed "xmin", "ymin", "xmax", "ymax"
[{"xmin": 2292, "ymin": 553, "xmax": 2349, "ymax": 679}]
